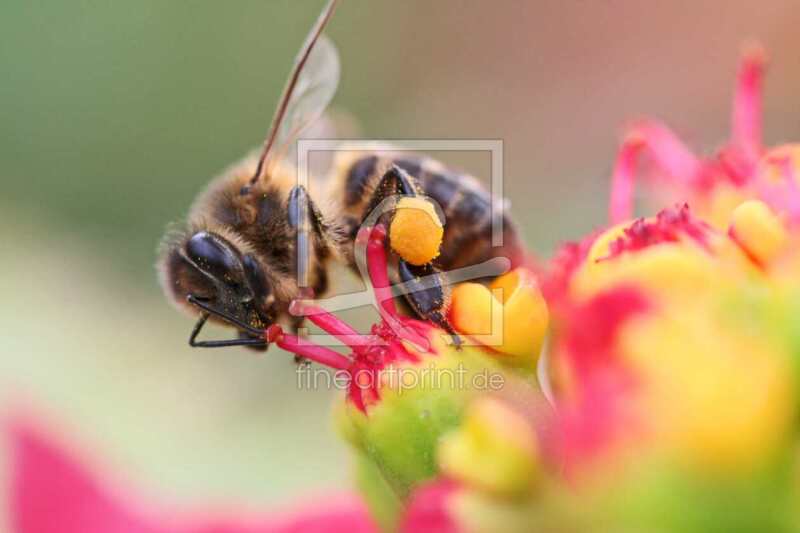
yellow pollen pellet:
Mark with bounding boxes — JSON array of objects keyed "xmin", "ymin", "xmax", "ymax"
[{"xmin": 389, "ymin": 197, "xmax": 444, "ymax": 265}]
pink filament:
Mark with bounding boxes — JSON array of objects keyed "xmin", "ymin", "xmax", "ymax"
[
  {"xmin": 290, "ymin": 300, "xmax": 372, "ymax": 350},
  {"xmin": 731, "ymin": 43, "xmax": 766, "ymax": 164},
  {"xmin": 363, "ymin": 225, "xmax": 431, "ymax": 351},
  {"xmin": 272, "ymin": 224, "xmax": 432, "ymax": 374},
  {"xmin": 269, "ymin": 325, "xmax": 352, "ymax": 370},
  {"xmin": 361, "ymin": 225, "xmax": 399, "ymax": 319},
  {"xmin": 609, "ymin": 121, "xmax": 701, "ymax": 224},
  {"xmin": 609, "ymin": 134, "xmax": 643, "ymax": 225}
]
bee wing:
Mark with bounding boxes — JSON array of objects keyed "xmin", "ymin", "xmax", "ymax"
[
  {"xmin": 269, "ymin": 35, "xmax": 341, "ymax": 169},
  {"xmin": 284, "ymin": 108, "xmax": 363, "ymax": 186},
  {"xmin": 247, "ymin": 0, "xmax": 340, "ymax": 188}
]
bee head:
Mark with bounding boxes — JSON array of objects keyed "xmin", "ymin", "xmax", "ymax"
[{"xmin": 159, "ymin": 230, "xmax": 277, "ymax": 335}]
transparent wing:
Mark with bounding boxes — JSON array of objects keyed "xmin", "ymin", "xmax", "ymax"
[
  {"xmin": 247, "ymin": 0, "xmax": 339, "ymax": 187},
  {"xmin": 269, "ymin": 34, "xmax": 340, "ymax": 169},
  {"xmin": 285, "ymin": 108, "xmax": 362, "ymax": 185}
]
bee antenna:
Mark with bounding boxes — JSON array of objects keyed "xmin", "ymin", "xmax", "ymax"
[
  {"xmin": 247, "ymin": 0, "xmax": 339, "ymax": 191},
  {"xmin": 187, "ymin": 295, "xmax": 264, "ymax": 337}
]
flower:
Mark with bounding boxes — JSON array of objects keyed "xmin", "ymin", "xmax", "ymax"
[
  {"xmin": 608, "ymin": 43, "xmax": 800, "ymax": 230},
  {"xmin": 18, "ymin": 43, "xmax": 800, "ymax": 533},
  {"xmin": 401, "ymin": 393, "xmax": 551, "ymax": 533},
  {"xmin": 400, "ymin": 479, "xmax": 462, "ymax": 533},
  {"xmin": 382, "ymin": 46, "xmax": 800, "ymax": 532},
  {"xmin": 437, "ymin": 396, "xmax": 540, "ymax": 496},
  {"xmin": 543, "ymin": 199, "xmax": 797, "ymax": 474},
  {"xmin": 262, "ymin": 224, "xmax": 541, "ymax": 518},
  {"xmin": 5, "ymin": 416, "xmax": 378, "ymax": 533}
]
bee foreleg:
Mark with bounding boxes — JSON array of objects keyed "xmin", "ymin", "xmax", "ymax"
[
  {"xmin": 286, "ymin": 186, "xmax": 332, "ymax": 362},
  {"xmin": 238, "ymin": 329, "xmax": 268, "ymax": 352},
  {"xmin": 287, "ymin": 185, "xmax": 330, "ymax": 287},
  {"xmin": 397, "ymin": 260, "xmax": 461, "ymax": 348},
  {"xmin": 289, "ymin": 315, "xmax": 311, "ymax": 366},
  {"xmin": 187, "ymin": 312, "xmax": 268, "ymax": 349}
]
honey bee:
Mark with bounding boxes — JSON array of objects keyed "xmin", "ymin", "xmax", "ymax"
[{"xmin": 158, "ymin": 0, "xmax": 524, "ymax": 349}]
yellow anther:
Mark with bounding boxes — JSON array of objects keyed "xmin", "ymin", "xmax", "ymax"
[
  {"xmin": 450, "ymin": 268, "xmax": 549, "ymax": 364},
  {"xmin": 438, "ymin": 397, "xmax": 539, "ymax": 496},
  {"xmin": 729, "ymin": 200, "xmax": 787, "ymax": 266}
]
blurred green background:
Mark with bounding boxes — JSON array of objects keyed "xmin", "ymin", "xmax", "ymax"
[{"xmin": 2, "ymin": 0, "xmax": 800, "ymax": 516}]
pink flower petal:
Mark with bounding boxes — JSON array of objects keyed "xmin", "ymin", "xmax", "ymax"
[
  {"xmin": 6, "ymin": 418, "xmax": 377, "ymax": 533},
  {"xmin": 401, "ymin": 480, "xmax": 461, "ymax": 533}
]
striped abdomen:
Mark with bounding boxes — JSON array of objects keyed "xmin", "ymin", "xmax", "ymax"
[{"xmin": 333, "ymin": 152, "xmax": 524, "ymax": 273}]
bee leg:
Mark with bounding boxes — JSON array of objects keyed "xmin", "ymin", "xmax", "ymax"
[
  {"xmin": 289, "ymin": 315, "xmax": 310, "ymax": 366},
  {"xmin": 361, "ymin": 165, "xmax": 421, "ymax": 224},
  {"xmin": 187, "ymin": 312, "xmax": 268, "ymax": 349},
  {"xmin": 287, "ymin": 185, "xmax": 330, "ymax": 287},
  {"xmin": 287, "ymin": 187, "xmax": 328, "ymax": 364},
  {"xmin": 286, "ymin": 185, "xmax": 334, "ymax": 362},
  {"xmin": 186, "ymin": 296, "xmax": 268, "ymax": 348},
  {"xmin": 238, "ymin": 329, "xmax": 268, "ymax": 352},
  {"xmin": 359, "ymin": 167, "xmax": 458, "ymax": 344},
  {"xmin": 398, "ymin": 260, "xmax": 462, "ymax": 348}
]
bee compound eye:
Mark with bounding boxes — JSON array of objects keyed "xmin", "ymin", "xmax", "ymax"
[
  {"xmin": 185, "ymin": 231, "xmax": 242, "ymax": 282},
  {"xmin": 242, "ymin": 254, "xmax": 270, "ymax": 301}
]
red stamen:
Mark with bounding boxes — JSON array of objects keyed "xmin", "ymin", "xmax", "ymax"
[
  {"xmin": 361, "ymin": 225, "xmax": 431, "ymax": 351},
  {"xmin": 731, "ymin": 42, "xmax": 766, "ymax": 164},
  {"xmin": 267, "ymin": 325, "xmax": 352, "ymax": 370},
  {"xmin": 629, "ymin": 120, "xmax": 701, "ymax": 184},
  {"xmin": 609, "ymin": 121, "xmax": 701, "ymax": 224},
  {"xmin": 289, "ymin": 300, "xmax": 372, "ymax": 350},
  {"xmin": 261, "ymin": 224, "xmax": 438, "ymax": 413},
  {"xmin": 361, "ymin": 225, "xmax": 399, "ymax": 319},
  {"xmin": 609, "ymin": 133, "xmax": 644, "ymax": 224}
]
